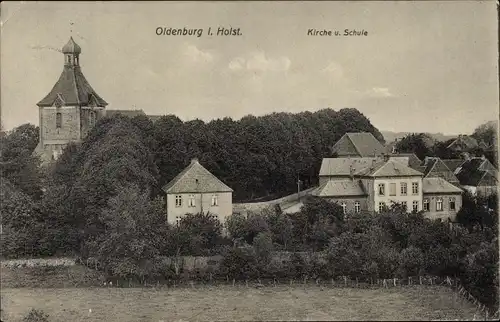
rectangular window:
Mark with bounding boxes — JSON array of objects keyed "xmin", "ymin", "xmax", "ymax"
[
  {"xmin": 401, "ymin": 201, "xmax": 407, "ymax": 212},
  {"xmin": 389, "ymin": 183, "xmax": 396, "ymax": 196},
  {"xmin": 175, "ymin": 216, "xmax": 181, "ymax": 226},
  {"xmin": 412, "ymin": 201, "xmax": 419, "ymax": 212},
  {"xmin": 378, "ymin": 202, "xmax": 385, "ymax": 213},
  {"xmin": 56, "ymin": 112, "xmax": 62, "ymax": 128},
  {"xmin": 211, "ymin": 194, "xmax": 218, "ymax": 206},
  {"xmin": 449, "ymin": 197, "xmax": 456, "ymax": 211},
  {"xmin": 423, "ymin": 199, "xmax": 430, "ymax": 211},
  {"xmin": 341, "ymin": 203, "xmax": 347, "ymax": 214},
  {"xmin": 400, "ymin": 182, "xmax": 407, "ymax": 195},
  {"xmin": 378, "ymin": 183, "xmax": 385, "ymax": 196},
  {"xmin": 412, "ymin": 182, "xmax": 419, "ymax": 195},
  {"xmin": 436, "ymin": 198, "xmax": 443, "ymax": 211},
  {"xmin": 188, "ymin": 195, "xmax": 196, "ymax": 207},
  {"xmin": 354, "ymin": 201, "xmax": 360, "ymax": 213},
  {"xmin": 175, "ymin": 195, "xmax": 182, "ymax": 207}
]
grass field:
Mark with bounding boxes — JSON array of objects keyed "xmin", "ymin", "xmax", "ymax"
[{"xmin": 1, "ymin": 284, "xmax": 481, "ymax": 321}]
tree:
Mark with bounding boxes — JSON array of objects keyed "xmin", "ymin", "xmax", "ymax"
[
  {"xmin": 168, "ymin": 212, "xmax": 224, "ymax": 256},
  {"xmin": 0, "ymin": 179, "xmax": 48, "ymax": 257},
  {"xmin": 472, "ymin": 120, "xmax": 497, "ymax": 148},
  {"xmin": 395, "ymin": 133, "xmax": 434, "ymax": 160},
  {"xmin": 86, "ymin": 185, "xmax": 169, "ymax": 282},
  {"xmin": 0, "ymin": 123, "xmax": 43, "ymax": 199},
  {"xmin": 266, "ymin": 209, "xmax": 294, "ymax": 249},
  {"xmin": 253, "ymin": 231, "xmax": 274, "ymax": 264},
  {"xmin": 398, "ymin": 246, "xmax": 425, "ymax": 277}
]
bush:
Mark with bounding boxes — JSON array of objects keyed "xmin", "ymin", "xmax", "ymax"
[
  {"xmin": 23, "ymin": 308, "xmax": 49, "ymax": 322},
  {"xmin": 219, "ymin": 246, "xmax": 259, "ymax": 280},
  {"xmin": 253, "ymin": 232, "xmax": 274, "ymax": 264},
  {"xmin": 399, "ymin": 246, "xmax": 425, "ymax": 278}
]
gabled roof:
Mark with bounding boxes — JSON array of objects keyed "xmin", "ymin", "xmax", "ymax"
[
  {"xmin": 423, "ymin": 177, "xmax": 463, "ymax": 194},
  {"xmin": 332, "ymin": 132, "xmax": 385, "ymax": 157},
  {"xmin": 447, "ymin": 135, "xmax": 479, "ymax": 150},
  {"xmin": 313, "ymin": 179, "xmax": 367, "ymax": 197},
  {"xmin": 392, "ymin": 153, "xmax": 422, "ymax": 169},
  {"xmin": 37, "ymin": 66, "xmax": 108, "ymax": 107},
  {"xmin": 442, "ymin": 159, "xmax": 465, "ymax": 173},
  {"xmin": 162, "ymin": 159, "xmax": 233, "ymax": 194},
  {"xmin": 319, "ymin": 157, "xmax": 378, "ymax": 176},
  {"xmin": 320, "ymin": 155, "xmax": 423, "ymax": 177},
  {"xmin": 419, "ymin": 157, "xmax": 460, "ymax": 185},
  {"xmin": 456, "ymin": 158, "xmax": 498, "ymax": 186},
  {"xmin": 355, "ymin": 159, "xmax": 424, "ymax": 177}
]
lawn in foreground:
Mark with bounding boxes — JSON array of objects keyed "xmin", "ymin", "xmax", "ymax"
[{"xmin": 1, "ymin": 285, "xmax": 479, "ymax": 321}]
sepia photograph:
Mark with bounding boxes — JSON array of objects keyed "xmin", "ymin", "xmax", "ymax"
[{"xmin": 0, "ymin": 1, "xmax": 499, "ymax": 321}]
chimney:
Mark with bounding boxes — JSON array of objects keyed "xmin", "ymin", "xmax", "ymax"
[
  {"xmin": 191, "ymin": 158, "xmax": 199, "ymax": 164},
  {"xmin": 481, "ymin": 154, "xmax": 486, "ymax": 160},
  {"xmin": 349, "ymin": 164, "xmax": 355, "ymax": 180},
  {"xmin": 369, "ymin": 159, "xmax": 376, "ymax": 171},
  {"xmin": 382, "ymin": 152, "xmax": 390, "ymax": 162},
  {"xmin": 461, "ymin": 152, "xmax": 471, "ymax": 161}
]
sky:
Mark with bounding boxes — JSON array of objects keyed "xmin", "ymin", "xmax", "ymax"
[{"xmin": 1, "ymin": 1, "xmax": 498, "ymax": 134}]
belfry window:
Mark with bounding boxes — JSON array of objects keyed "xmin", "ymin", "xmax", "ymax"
[{"xmin": 56, "ymin": 112, "xmax": 62, "ymax": 128}]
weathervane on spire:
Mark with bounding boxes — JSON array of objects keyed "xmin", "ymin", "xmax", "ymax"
[{"xmin": 70, "ymin": 21, "xmax": 74, "ymax": 35}]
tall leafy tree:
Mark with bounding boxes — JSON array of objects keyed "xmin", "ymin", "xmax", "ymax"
[{"xmin": 0, "ymin": 124, "xmax": 43, "ymax": 199}]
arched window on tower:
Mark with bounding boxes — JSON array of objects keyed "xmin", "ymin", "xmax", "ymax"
[{"xmin": 56, "ymin": 112, "xmax": 62, "ymax": 128}]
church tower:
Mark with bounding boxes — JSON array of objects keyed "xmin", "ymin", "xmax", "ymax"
[{"xmin": 35, "ymin": 37, "xmax": 107, "ymax": 163}]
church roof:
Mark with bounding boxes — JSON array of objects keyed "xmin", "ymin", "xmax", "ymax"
[
  {"xmin": 37, "ymin": 66, "xmax": 108, "ymax": 107},
  {"xmin": 162, "ymin": 159, "xmax": 233, "ymax": 194},
  {"xmin": 62, "ymin": 37, "xmax": 81, "ymax": 54},
  {"xmin": 37, "ymin": 38, "xmax": 107, "ymax": 107}
]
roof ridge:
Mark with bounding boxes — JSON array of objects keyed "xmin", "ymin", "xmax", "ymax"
[
  {"xmin": 347, "ymin": 133, "xmax": 363, "ymax": 156},
  {"xmin": 71, "ymin": 67, "xmax": 81, "ymax": 105},
  {"xmin": 425, "ymin": 158, "xmax": 439, "ymax": 177}
]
